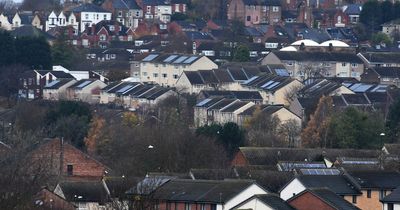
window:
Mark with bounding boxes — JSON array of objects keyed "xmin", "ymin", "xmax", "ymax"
[
  {"xmin": 367, "ymin": 190, "xmax": 371, "ymax": 198},
  {"xmin": 262, "ymin": 6, "xmax": 267, "ymax": 12},
  {"xmin": 96, "ymin": 14, "xmax": 99, "ymax": 20},
  {"xmin": 103, "ymin": 14, "xmax": 107, "ymax": 20},
  {"xmin": 185, "ymin": 203, "xmax": 191, "ymax": 210},
  {"xmin": 342, "ymin": 62, "xmax": 347, "ymax": 67},
  {"xmin": 200, "ymin": 204, "xmax": 206, "ymax": 210},
  {"xmin": 67, "ymin": 164, "xmax": 73, "ymax": 176},
  {"xmin": 388, "ymin": 203, "xmax": 394, "ymax": 210},
  {"xmin": 85, "ymin": 14, "xmax": 89, "ymax": 19},
  {"xmin": 351, "ymin": 63, "xmax": 358, "ymax": 67},
  {"xmin": 173, "ymin": 74, "xmax": 179, "ymax": 79},
  {"xmin": 272, "ymin": 6, "xmax": 279, "ymax": 12},
  {"xmin": 99, "ymin": 34, "xmax": 106, "ymax": 41},
  {"xmin": 352, "ymin": 195, "xmax": 357, "ymax": 204},
  {"xmin": 162, "ymin": 73, "xmax": 167, "ymax": 78},
  {"xmin": 287, "ymin": 61, "xmax": 294, "ymax": 66},
  {"xmin": 247, "ymin": 16, "xmax": 251, "ymax": 21},
  {"xmin": 143, "ymin": 72, "xmax": 147, "ymax": 76},
  {"xmin": 211, "ymin": 204, "xmax": 216, "ymax": 210},
  {"xmin": 153, "ymin": 73, "xmax": 158, "ymax": 77},
  {"xmin": 382, "ymin": 77, "xmax": 390, "ymax": 81},
  {"xmin": 111, "ymin": 54, "xmax": 116, "ymax": 59},
  {"xmin": 118, "ymin": 11, "xmax": 123, "ymax": 17},
  {"xmin": 110, "ymin": 25, "xmax": 115, "ymax": 31}
]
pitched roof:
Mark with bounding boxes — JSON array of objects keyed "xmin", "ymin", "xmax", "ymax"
[
  {"xmin": 243, "ymin": 0, "xmax": 281, "ymax": 6},
  {"xmin": 68, "ymin": 79, "xmax": 97, "ymax": 89},
  {"xmin": 297, "ymin": 188, "xmax": 361, "ymax": 210},
  {"xmin": 112, "ymin": 0, "xmax": 141, "ymax": 9},
  {"xmin": 10, "ymin": 25, "xmax": 55, "ymax": 40},
  {"xmin": 382, "ymin": 187, "xmax": 400, "ymax": 203},
  {"xmin": 152, "ymin": 179, "xmax": 262, "ymax": 203},
  {"xmin": 200, "ymin": 90, "xmax": 263, "ymax": 101},
  {"xmin": 58, "ymin": 181, "xmax": 109, "ymax": 202},
  {"xmin": 372, "ymin": 67, "xmax": 400, "ymax": 78},
  {"xmin": 236, "ymin": 147, "xmax": 379, "ymax": 166},
  {"xmin": 71, "ymin": 3, "xmax": 111, "ymax": 13},
  {"xmin": 297, "ymin": 175, "xmax": 361, "ymax": 195},
  {"xmin": 242, "ymin": 74, "xmax": 296, "ymax": 92},
  {"xmin": 360, "ymin": 52, "xmax": 400, "ymax": 63},
  {"xmin": 271, "ymin": 51, "xmax": 363, "ymax": 63},
  {"xmin": 235, "ymin": 194, "xmax": 295, "ymax": 210},
  {"xmin": 44, "ymin": 79, "xmax": 75, "ymax": 89},
  {"xmin": 349, "ymin": 171, "xmax": 400, "ymax": 189}
]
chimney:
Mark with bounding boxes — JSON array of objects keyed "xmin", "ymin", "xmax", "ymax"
[{"xmin": 91, "ymin": 23, "xmax": 96, "ymax": 35}]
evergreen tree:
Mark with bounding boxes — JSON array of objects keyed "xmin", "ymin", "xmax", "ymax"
[
  {"xmin": 387, "ymin": 98, "xmax": 400, "ymax": 142},
  {"xmin": 0, "ymin": 31, "xmax": 15, "ymax": 67},
  {"xmin": 232, "ymin": 45, "xmax": 250, "ymax": 62},
  {"xmin": 15, "ymin": 36, "xmax": 52, "ymax": 69}
]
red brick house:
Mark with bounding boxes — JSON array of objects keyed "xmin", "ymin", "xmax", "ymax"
[
  {"xmin": 81, "ymin": 20, "xmax": 135, "ymax": 48},
  {"xmin": 287, "ymin": 188, "xmax": 360, "ymax": 210},
  {"xmin": 30, "ymin": 138, "xmax": 108, "ymax": 179},
  {"xmin": 227, "ymin": 0, "xmax": 282, "ymax": 26}
]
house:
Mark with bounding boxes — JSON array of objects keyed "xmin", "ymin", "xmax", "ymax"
[
  {"xmin": 54, "ymin": 180, "xmax": 110, "ymax": 210},
  {"xmin": 381, "ymin": 187, "xmax": 400, "ymax": 210},
  {"xmin": 348, "ymin": 171, "xmax": 400, "ymax": 210},
  {"xmin": 262, "ymin": 51, "xmax": 364, "ymax": 80},
  {"xmin": 0, "ymin": 13, "xmax": 13, "ymax": 30},
  {"xmin": 358, "ymin": 52, "xmax": 400, "ymax": 68},
  {"xmin": 139, "ymin": 0, "xmax": 187, "ymax": 23},
  {"xmin": 45, "ymin": 11, "xmax": 68, "ymax": 31},
  {"xmin": 343, "ymin": 4, "xmax": 362, "ymax": 25},
  {"xmin": 198, "ymin": 90, "xmax": 264, "ymax": 104},
  {"xmin": 195, "ymin": 98, "xmax": 255, "ymax": 126},
  {"xmin": 382, "ymin": 19, "xmax": 400, "ymax": 36},
  {"xmin": 361, "ymin": 67, "xmax": 400, "ymax": 87},
  {"xmin": 70, "ymin": 3, "xmax": 112, "ymax": 32},
  {"xmin": 232, "ymin": 194, "xmax": 295, "ymax": 210},
  {"xmin": 227, "ymin": 0, "xmax": 282, "ymax": 26},
  {"xmin": 151, "ymin": 179, "xmax": 269, "ymax": 210},
  {"xmin": 66, "ymin": 79, "xmax": 107, "ymax": 103},
  {"xmin": 176, "ymin": 69, "xmax": 243, "ymax": 94},
  {"xmin": 52, "ymin": 65, "xmax": 108, "ymax": 82},
  {"xmin": 34, "ymin": 188, "xmax": 76, "ymax": 210},
  {"xmin": 18, "ymin": 70, "xmax": 75, "ymax": 100},
  {"xmin": 237, "ymin": 104, "xmax": 302, "ymax": 127},
  {"xmin": 80, "ymin": 20, "xmax": 134, "ymax": 48},
  {"xmin": 11, "ymin": 11, "xmax": 39, "ymax": 29},
  {"xmin": 100, "ymin": 81, "xmax": 175, "ymax": 109},
  {"xmin": 287, "ymin": 188, "xmax": 361, "ymax": 210},
  {"xmin": 241, "ymin": 74, "xmax": 303, "ymax": 105},
  {"xmin": 280, "ymin": 174, "xmax": 361, "ymax": 202},
  {"xmin": 136, "ymin": 53, "xmax": 218, "ymax": 87},
  {"xmin": 30, "ymin": 138, "xmax": 108, "ymax": 178},
  {"xmin": 43, "ymin": 79, "xmax": 77, "ymax": 101},
  {"xmin": 102, "ymin": 0, "xmax": 142, "ymax": 29},
  {"xmin": 231, "ymin": 147, "xmax": 380, "ymax": 167}
]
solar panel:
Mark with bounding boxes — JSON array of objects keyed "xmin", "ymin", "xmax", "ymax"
[
  {"xmin": 342, "ymin": 160, "xmax": 379, "ymax": 164},
  {"xmin": 275, "ymin": 69, "xmax": 290, "ymax": 76},
  {"xmin": 353, "ymin": 84, "xmax": 373, "ymax": 92},
  {"xmin": 196, "ymin": 98, "xmax": 212, "ymax": 107},
  {"xmin": 349, "ymin": 83, "xmax": 362, "ymax": 91},
  {"xmin": 242, "ymin": 76, "xmax": 259, "ymax": 85},
  {"xmin": 261, "ymin": 81, "xmax": 274, "ymax": 88},
  {"xmin": 300, "ymin": 168, "xmax": 341, "ymax": 175},
  {"xmin": 173, "ymin": 56, "xmax": 188, "ymax": 64},
  {"xmin": 116, "ymin": 85, "xmax": 133, "ymax": 93},
  {"xmin": 342, "ymin": 82, "xmax": 352, "ymax": 87},
  {"xmin": 163, "ymin": 55, "xmax": 178, "ymax": 63},
  {"xmin": 45, "ymin": 80, "xmax": 60, "ymax": 88},
  {"xmin": 183, "ymin": 56, "xmax": 198, "ymax": 64},
  {"xmin": 265, "ymin": 81, "xmax": 280, "ymax": 89},
  {"xmin": 77, "ymin": 80, "xmax": 92, "ymax": 88},
  {"xmin": 142, "ymin": 54, "xmax": 159, "ymax": 62}
]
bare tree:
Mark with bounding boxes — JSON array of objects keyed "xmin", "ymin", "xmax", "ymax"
[
  {"xmin": 298, "ymin": 62, "xmax": 329, "ymax": 81},
  {"xmin": 279, "ymin": 119, "xmax": 301, "ymax": 147}
]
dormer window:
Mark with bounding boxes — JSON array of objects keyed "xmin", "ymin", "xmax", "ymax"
[{"xmin": 110, "ymin": 25, "xmax": 115, "ymax": 31}]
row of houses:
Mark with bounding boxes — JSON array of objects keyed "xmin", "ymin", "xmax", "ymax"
[{"xmin": 11, "ymin": 137, "xmax": 400, "ymax": 210}]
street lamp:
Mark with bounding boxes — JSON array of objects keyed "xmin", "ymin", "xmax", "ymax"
[
  {"xmin": 148, "ymin": 145, "xmax": 154, "ymax": 149},
  {"xmin": 380, "ymin": 133, "xmax": 385, "ymax": 146}
]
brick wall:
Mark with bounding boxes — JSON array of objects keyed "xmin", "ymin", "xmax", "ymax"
[
  {"xmin": 231, "ymin": 151, "xmax": 248, "ymax": 166},
  {"xmin": 344, "ymin": 190, "xmax": 386, "ymax": 210},
  {"xmin": 158, "ymin": 202, "xmax": 215, "ymax": 210},
  {"xmin": 288, "ymin": 191, "xmax": 336, "ymax": 210},
  {"xmin": 31, "ymin": 139, "xmax": 106, "ymax": 178}
]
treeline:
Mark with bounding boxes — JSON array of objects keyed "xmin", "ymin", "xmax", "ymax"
[
  {"xmin": 0, "ymin": 31, "xmax": 52, "ymax": 69},
  {"xmin": 360, "ymin": 0, "xmax": 400, "ymax": 31},
  {"xmin": 301, "ymin": 96, "xmax": 400, "ymax": 149}
]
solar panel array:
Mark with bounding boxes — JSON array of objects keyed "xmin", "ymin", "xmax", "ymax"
[
  {"xmin": 275, "ymin": 69, "xmax": 290, "ymax": 77},
  {"xmin": 45, "ymin": 80, "xmax": 60, "ymax": 88},
  {"xmin": 242, "ymin": 76, "xmax": 259, "ymax": 85},
  {"xmin": 350, "ymin": 83, "xmax": 373, "ymax": 92},
  {"xmin": 142, "ymin": 54, "xmax": 159, "ymax": 61},
  {"xmin": 163, "ymin": 55, "xmax": 179, "ymax": 63},
  {"xmin": 342, "ymin": 160, "xmax": 379, "ymax": 165},
  {"xmin": 183, "ymin": 56, "xmax": 198, "ymax": 64},
  {"xmin": 196, "ymin": 98, "xmax": 212, "ymax": 107},
  {"xmin": 300, "ymin": 168, "xmax": 341, "ymax": 175},
  {"xmin": 280, "ymin": 162, "xmax": 327, "ymax": 171},
  {"xmin": 116, "ymin": 85, "xmax": 134, "ymax": 93},
  {"xmin": 77, "ymin": 80, "xmax": 92, "ymax": 88},
  {"xmin": 172, "ymin": 56, "xmax": 187, "ymax": 64}
]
